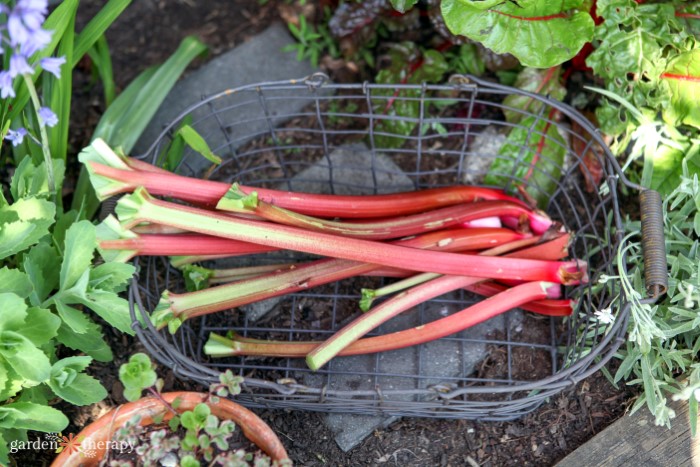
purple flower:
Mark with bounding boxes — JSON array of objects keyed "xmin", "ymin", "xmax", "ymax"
[
  {"xmin": 0, "ymin": 72, "xmax": 15, "ymax": 99},
  {"xmin": 9, "ymin": 54, "xmax": 34, "ymax": 78},
  {"xmin": 19, "ymin": 27, "xmax": 52, "ymax": 57},
  {"xmin": 40, "ymin": 56, "xmax": 66, "ymax": 79},
  {"xmin": 38, "ymin": 106, "xmax": 58, "ymax": 127},
  {"xmin": 5, "ymin": 128, "xmax": 28, "ymax": 147}
]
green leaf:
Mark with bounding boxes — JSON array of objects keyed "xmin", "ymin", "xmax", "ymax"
[
  {"xmin": 54, "ymin": 299, "xmax": 90, "ymax": 334},
  {"xmin": 0, "ymin": 197, "xmax": 55, "ymax": 261},
  {"xmin": 0, "ymin": 293, "xmax": 28, "ymax": 333},
  {"xmin": 79, "ymin": 290, "xmax": 134, "ymax": 335},
  {"xmin": 93, "ymin": 36, "xmax": 207, "ymax": 153},
  {"xmin": 440, "ymin": 0, "xmax": 595, "ymax": 68},
  {"xmin": 177, "ymin": 125, "xmax": 223, "ymax": 165},
  {"xmin": 484, "ymin": 115, "xmax": 566, "ymax": 208},
  {"xmin": 389, "ymin": 0, "xmax": 418, "ymax": 14},
  {"xmin": 46, "ymin": 9, "xmax": 75, "ymax": 163},
  {"xmin": 662, "ymin": 49, "xmax": 700, "ymax": 130},
  {"xmin": 0, "ymin": 331, "xmax": 51, "ymax": 382},
  {"xmin": 22, "ymin": 307, "xmax": 61, "ymax": 346},
  {"xmin": 73, "ymin": 0, "xmax": 132, "ymax": 67},
  {"xmin": 55, "ymin": 321, "xmax": 113, "ymax": 362},
  {"xmin": 48, "ymin": 357, "xmax": 107, "ymax": 406},
  {"xmin": 0, "ymin": 268, "xmax": 33, "ymax": 299},
  {"xmin": 119, "ymin": 353, "xmax": 157, "ymax": 393},
  {"xmin": 60, "ymin": 221, "xmax": 96, "ymax": 291},
  {"xmin": 648, "ymin": 144, "xmax": 686, "ymax": 195},
  {"xmin": 22, "ymin": 242, "xmax": 60, "ymax": 306},
  {"xmin": 503, "ymin": 67, "xmax": 566, "ymax": 123},
  {"xmin": 89, "ymin": 262, "xmax": 135, "ymax": 293},
  {"xmin": 88, "ymin": 35, "xmax": 116, "ymax": 107},
  {"xmin": 10, "ymin": 158, "xmax": 65, "ymax": 200},
  {"xmin": 0, "ymin": 402, "xmax": 68, "ymax": 432}
]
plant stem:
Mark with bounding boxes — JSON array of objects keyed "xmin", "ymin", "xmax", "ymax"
[
  {"xmin": 153, "ymin": 227, "xmax": 529, "ymax": 331},
  {"xmin": 117, "ymin": 188, "xmax": 586, "ymax": 285},
  {"xmin": 218, "ymin": 184, "xmax": 553, "ymax": 237},
  {"xmin": 205, "ymin": 281, "xmax": 561, "ymax": 360},
  {"xmin": 24, "ymin": 74, "xmax": 55, "ymax": 198}
]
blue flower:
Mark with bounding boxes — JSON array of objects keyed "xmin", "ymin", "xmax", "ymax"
[
  {"xmin": 19, "ymin": 27, "xmax": 52, "ymax": 56},
  {"xmin": 40, "ymin": 56, "xmax": 66, "ymax": 79},
  {"xmin": 0, "ymin": 72, "xmax": 15, "ymax": 99},
  {"xmin": 5, "ymin": 128, "xmax": 28, "ymax": 147},
  {"xmin": 9, "ymin": 54, "xmax": 34, "ymax": 78},
  {"xmin": 8, "ymin": 0, "xmax": 51, "ymax": 55},
  {"xmin": 38, "ymin": 106, "xmax": 58, "ymax": 127}
]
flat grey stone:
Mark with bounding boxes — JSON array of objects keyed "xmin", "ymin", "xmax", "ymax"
[
  {"xmin": 462, "ymin": 126, "xmax": 507, "ymax": 185},
  {"xmin": 134, "ymin": 23, "xmax": 318, "ymax": 169}
]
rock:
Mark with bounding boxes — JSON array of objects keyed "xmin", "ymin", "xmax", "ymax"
[{"xmin": 462, "ymin": 126, "xmax": 507, "ymax": 185}]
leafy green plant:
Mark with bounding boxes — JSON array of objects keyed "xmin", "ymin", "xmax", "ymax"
[
  {"xmin": 283, "ymin": 15, "xmax": 338, "ymax": 67},
  {"xmin": 610, "ymin": 172, "xmax": 700, "ymax": 433},
  {"xmin": 111, "ymin": 353, "xmax": 282, "ymax": 467}
]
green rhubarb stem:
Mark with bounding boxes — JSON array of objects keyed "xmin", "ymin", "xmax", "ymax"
[
  {"xmin": 170, "ymin": 254, "xmax": 236, "ymax": 268},
  {"xmin": 218, "ymin": 184, "xmax": 553, "ymax": 238},
  {"xmin": 153, "ymin": 227, "xmax": 529, "ymax": 331},
  {"xmin": 117, "ymin": 188, "xmax": 586, "ymax": 285},
  {"xmin": 205, "ymin": 281, "xmax": 561, "ymax": 360}
]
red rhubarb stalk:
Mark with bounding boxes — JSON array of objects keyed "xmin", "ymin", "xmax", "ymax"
[
  {"xmin": 464, "ymin": 281, "xmax": 573, "ymax": 317},
  {"xmin": 218, "ymin": 185, "xmax": 553, "ymax": 237},
  {"xmin": 204, "ymin": 281, "xmax": 561, "ymax": 359},
  {"xmin": 82, "ymin": 139, "xmax": 531, "ymax": 217},
  {"xmin": 152, "ymin": 227, "xmax": 530, "ymax": 331},
  {"xmin": 117, "ymin": 188, "xmax": 586, "ymax": 285}
]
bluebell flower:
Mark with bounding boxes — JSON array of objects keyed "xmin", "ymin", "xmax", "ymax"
[
  {"xmin": 40, "ymin": 56, "xmax": 66, "ymax": 79},
  {"xmin": 0, "ymin": 72, "xmax": 15, "ymax": 99},
  {"xmin": 9, "ymin": 54, "xmax": 34, "ymax": 78},
  {"xmin": 5, "ymin": 128, "xmax": 28, "ymax": 147},
  {"xmin": 8, "ymin": 0, "xmax": 51, "ymax": 54},
  {"xmin": 38, "ymin": 106, "xmax": 58, "ymax": 127}
]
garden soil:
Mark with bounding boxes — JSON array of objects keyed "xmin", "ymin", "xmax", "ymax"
[{"xmin": 12, "ymin": 1, "xmax": 637, "ymax": 466}]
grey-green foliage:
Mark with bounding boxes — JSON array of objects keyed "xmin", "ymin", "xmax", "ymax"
[
  {"xmin": 0, "ymin": 160, "xmax": 135, "ymax": 463},
  {"xmin": 615, "ymin": 172, "xmax": 700, "ymax": 434}
]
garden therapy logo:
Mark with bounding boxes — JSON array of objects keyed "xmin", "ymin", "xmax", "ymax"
[{"xmin": 8, "ymin": 432, "xmax": 133, "ymax": 458}]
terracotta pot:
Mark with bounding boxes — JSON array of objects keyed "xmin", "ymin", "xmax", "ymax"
[{"xmin": 51, "ymin": 391, "xmax": 289, "ymax": 466}]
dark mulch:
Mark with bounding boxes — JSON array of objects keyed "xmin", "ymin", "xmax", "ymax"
[{"xmin": 10, "ymin": 1, "xmax": 637, "ymax": 466}]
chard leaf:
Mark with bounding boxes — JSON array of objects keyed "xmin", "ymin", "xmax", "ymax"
[
  {"xmin": 54, "ymin": 299, "xmax": 90, "ymax": 334},
  {"xmin": 647, "ymin": 144, "xmax": 686, "ymax": 196},
  {"xmin": 662, "ymin": 49, "xmax": 700, "ymax": 130},
  {"xmin": 22, "ymin": 242, "xmax": 60, "ymax": 306},
  {"xmin": 48, "ymin": 357, "xmax": 106, "ymax": 406},
  {"xmin": 0, "ymin": 198, "xmax": 55, "ymax": 261},
  {"xmin": 0, "ymin": 267, "xmax": 33, "ymax": 299},
  {"xmin": 502, "ymin": 67, "xmax": 566, "ymax": 123},
  {"xmin": 22, "ymin": 307, "xmax": 61, "ymax": 346},
  {"xmin": 60, "ymin": 220, "xmax": 96, "ymax": 291},
  {"xmin": 484, "ymin": 115, "xmax": 566, "ymax": 208},
  {"xmin": 389, "ymin": 0, "xmax": 418, "ymax": 14},
  {"xmin": 55, "ymin": 321, "xmax": 112, "ymax": 362},
  {"xmin": 0, "ymin": 402, "xmax": 68, "ymax": 432},
  {"xmin": 441, "ymin": 0, "xmax": 594, "ymax": 68},
  {"xmin": 89, "ymin": 262, "xmax": 135, "ymax": 293},
  {"xmin": 0, "ymin": 331, "xmax": 51, "ymax": 382}
]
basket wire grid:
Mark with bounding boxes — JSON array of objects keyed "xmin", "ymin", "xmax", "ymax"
[{"xmin": 128, "ymin": 73, "xmax": 656, "ymax": 420}]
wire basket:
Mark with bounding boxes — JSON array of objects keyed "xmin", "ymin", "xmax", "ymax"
[{"xmin": 129, "ymin": 73, "xmax": 666, "ymax": 420}]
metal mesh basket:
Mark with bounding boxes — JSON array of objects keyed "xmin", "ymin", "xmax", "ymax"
[{"xmin": 129, "ymin": 73, "xmax": 665, "ymax": 420}]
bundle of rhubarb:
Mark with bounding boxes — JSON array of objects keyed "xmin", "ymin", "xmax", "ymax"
[{"xmin": 82, "ymin": 138, "xmax": 587, "ymax": 371}]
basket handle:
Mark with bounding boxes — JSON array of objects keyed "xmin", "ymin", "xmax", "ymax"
[{"xmin": 639, "ymin": 189, "xmax": 668, "ymax": 298}]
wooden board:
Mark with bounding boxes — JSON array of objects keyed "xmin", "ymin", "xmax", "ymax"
[{"xmin": 556, "ymin": 398, "xmax": 700, "ymax": 466}]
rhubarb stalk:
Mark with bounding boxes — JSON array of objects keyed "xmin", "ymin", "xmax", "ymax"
[
  {"xmin": 204, "ymin": 281, "xmax": 561, "ymax": 360},
  {"xmin": 116, "ymin": 188, "xmax": 586, "ymax": 285},
  {"xmin": 152, "ymin": 227, "xmax": 530, "ymax": 332}
]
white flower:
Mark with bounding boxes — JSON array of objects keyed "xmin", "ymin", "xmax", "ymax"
[{"xmin": 594, "ymin": 307, "xmax": 615, "ymax": 325}]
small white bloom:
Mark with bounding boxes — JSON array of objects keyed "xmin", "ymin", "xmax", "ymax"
[{"xmin": 594, "ymin": 307, "xmax": 615, "ymax": 325}]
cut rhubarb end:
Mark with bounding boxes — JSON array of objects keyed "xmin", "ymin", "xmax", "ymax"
[
  {"xmin": 151, "ymin": 292, "xmax": 176, "ymax": 331},
  {"xmin": 217, "ymin": 184, "xmax": 260, "ymax": 212},
  {"xmin": 115, "ymin": 187, "xmax": 154, "ymax": 229},
  {"xmin": 79, "ymin": 138, "xmax": 133, "ymax": 171},
  {"xmin": 96, "ymin": 215, "xmax": 138, "ymax": 263},
  {"xmin": 204, "ymin": 333, "xmax": 240, "ymax": 357},
  {"xmin": 84, "ymin": 161, "xmax": 133, "ymax": 201},
  {"xmin": 541, "ymin": 282, "xmax": 562, "ymax": 300},
  {"xmin": 560, "ymin": 259, "xmax": 589, "ymax": 285}
]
